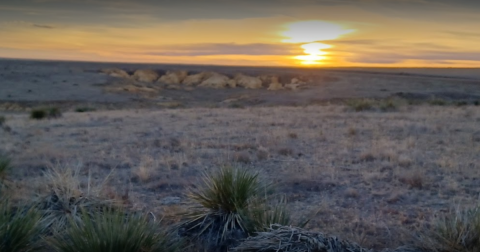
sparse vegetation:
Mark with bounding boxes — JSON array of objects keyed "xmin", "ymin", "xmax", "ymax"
[
  {"xmin": 0, "ymin": 155, "xmax": 11, "ymax": 180},
  {"xmin": 413, "ymin": 206, "xmax": 480, "ymax": 252},
  {"xmin": 75, "ymin": 107, "xmax": 96, "ymax": 113},
  {"xmin": 30, "ymin": 107, "xmax": 62, "ymax": 120},
  {"xmin": 50, "ymin": 208, "xmax": 181, "ymax": 252},
  {"xmin": 0, "ymin": 115, "xmax": 5, "ymax": 126},
  {"xmin": 179, "ymin": 166, "xmax": 292, "ymax": 251},
  {"xmin": 0, "ymin": 200, "xmax": 43, "ymax": 252}
]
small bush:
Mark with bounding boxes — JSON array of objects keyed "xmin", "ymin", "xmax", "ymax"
[
  {"xmin": 47, "ymin": 107, "xmax": 62, "ymax": 118},
  {"xmin": 428, "ymin": 99, "xmax": 447, "ymax": 106},
  {"xmin": 0, "ymin": 116, "xmax": 5, "ymax": 126},
  {"xmin": 50, "ymin": 208, "xmax": 181, "ymax": 252},
  {"xmin": 0, "ymin": 155, "xmax": 11, "ymax": 180},
  {"xmin": 75, "ymin": 107, "xmax": 96, "ymax": 113},
  {"xmin": 474, "ymin": 100, "xmax": 479, "ymax": 106},
  {"xmin": 0, "ymin": 200, "xmax": 43, "ymax": 252},
  {"xmin": 30, "ymin": 107, "xmax": 62, "ymax": 120},
  {"xmin": 30, "ymin": 109, "xmax": 47, "ymax": 120},
  {"xmin": 346, "ymin": 99, "xmax": 374, "ymax": 112}
]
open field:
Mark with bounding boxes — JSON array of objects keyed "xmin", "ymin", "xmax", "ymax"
[{"xmin": 1, "ymin": 59, "xmax": 480, "ymax": 251}]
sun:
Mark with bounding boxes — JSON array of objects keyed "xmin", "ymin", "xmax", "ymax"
[{"xmin": 281, "ymin": 20, "xmax": 355, "ymax": 65}]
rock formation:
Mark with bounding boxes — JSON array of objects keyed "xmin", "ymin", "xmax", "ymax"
[
  {"xmin": 158, "ymin": 70, "xmax": 188, "ymax": 85},
  {"xmin": 101, "ymin": 68, "xmax": 130, "ymax": 79},
  {"xmin": 133, "ymin": 69, "xmax": 160, "ymax": 83},
  {"xmin": 234, "ymin": 74, "xmax": 262, "ymax": 89},
  {"xmin": 183, "ymin": 72, "xmax": 213, "ymax": 86},
  {"xmin": 267, "ymin": 76, "xmax": 284, "ymax": 91},
  {"xmin": 198, "ymin": 73, "xmax": 231, "ymax": 89}
]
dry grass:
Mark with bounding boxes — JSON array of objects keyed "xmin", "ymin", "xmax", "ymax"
[{"xmin": 0, "ymin": 104, "xmax": 479, "ymax": 250}]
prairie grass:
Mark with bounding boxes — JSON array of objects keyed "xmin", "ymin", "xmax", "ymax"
[{"xmin": 50, "ymin": 207, "xmax": 182, "ymax": 252}]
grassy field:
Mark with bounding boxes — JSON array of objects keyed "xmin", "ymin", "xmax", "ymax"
[{"xmin": 1, "ymin": 101, "xmax": 480, "ymax": 251}]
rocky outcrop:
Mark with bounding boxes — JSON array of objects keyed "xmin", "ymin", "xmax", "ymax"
[
  {"xmin": 285, "ymin": 77, "xmax": 307, "ymax": 91},
  {"xmin": 198, "ymin": 73, "xmax": 231, "ymax": 89},
  {"xmin": 101, "ymin": 68, "xmax": 130, "ymax": 78},
  {"xmin": 133, "ymin": 69, "xmax": 160, "ymax": 83},
  {"xmin": 183, "ymin": 72, "xmax": 213, "ymax": 86},
  {"xmin": 234, "ymin": 74, "xmax": 262, "ymax": 89},
  {"xmin": 158, "ymin": 70, "xmax": 188, "ymax": 85},
  {"xmin": 267, "ymin": 76, "xmax": 283, "ymax": 91}
]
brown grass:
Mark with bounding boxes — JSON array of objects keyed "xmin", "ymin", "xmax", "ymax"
[{"xmin": 1, "ymin": 104, "xmax": 479, "ymax": 250}]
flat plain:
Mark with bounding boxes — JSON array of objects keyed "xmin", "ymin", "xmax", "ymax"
[{"xmin": 1, "ymin": 59, "xmax": 480, "ymax": 249}]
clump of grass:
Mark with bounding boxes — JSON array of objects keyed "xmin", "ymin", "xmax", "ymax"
[
  {"xmin": 428, "ymin": 99, "xmax": 448, "ymax": 106},
  {"xmin": 412, "ymin": 206, "xmax": 480, "ymax": 252},
  {"xmin": 0, "ymin": 155, "xmax": 11, "ymax": 181},
  {"xmin": 75, "ymin": 107, "xmax": 96, "ymax": 113},
  {"xmin": 0, "ymin": 115, "xmax": 5, "ymax": 126},
  {"xmin": 30, "ymin": 107, "xmax": 62, "ymax": 120},
  {"xmin": 35, "ymin": 163, "xmax": 115, "ymax": 234},
  {"xmin": 0, "ymin": 199, "xmax": 43, "ymax": 252},
  {"xmin": 179, "ymin": 166, "xmax": 293, "ymax": 251},
  {"xmin": 346, "ymin": 99, "xmax": 374, "ymax": 112},
  {"xmin": 50, "ymin": 208, "xmax": 181, "ymax": 252}
]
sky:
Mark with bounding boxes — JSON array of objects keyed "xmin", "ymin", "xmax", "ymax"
[{"xmin": 0, "ymin": 0, "xmax": 479, "ymax": 67}]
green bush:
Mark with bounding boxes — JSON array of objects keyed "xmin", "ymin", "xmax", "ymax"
[
  {"xmin": 30, "ymin": 107, "xmax": 62, "ymax": 120},
  {"xmin": 428, "ymin": 99, "xmax": 447, "ymax": 106},
  {"xmin": 0, "ymin": 155, "xmax": 11, "ymax": 178},
  {"xmin": 75, "ymin": 107, "xmax": 96, "ymax": 113},
  {"xmin": 30, "ymin": 109, "xmax": 47, "ymax": 120},
  {"xmin": 0, "ymin": 200, "xmax": 43, "ymax": 252},
  {"xmin": 180, "ymin": 166, "xmax": 294, "ymax": 251},
  {"xmin": 414, "ymin": 206, "xmax": 480, "ymax": 252},
  {"xmin": 0, "ymin": 116, "xmax": 5, "ymax": 126},
  {"xmin": 50, "ymin": 208, "xmax": 180, "ymax": 252}
]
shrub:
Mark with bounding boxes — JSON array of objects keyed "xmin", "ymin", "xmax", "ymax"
[
  {"xmin": 30, "ymin": 109, "xmax": 47, "ymax": 120},
  {"xmin": 50, "ymin": 208, "xmax": 181, "ymax": 252},
  {"xmin": 413, "ymin": 206, "xmax": 480, "ymax": 252},
  {"xmin": 0, "ymin": 200, "xmax": 43, "ymax": 252},
  {"xmin": 179, "ymin": 166, "xmax": 293, "ymax": 251},
  {"xmin": 0, "ymin": 116, "xmax": 5, "ymax": 126},
  {"xmin": 47, "ymin": 107, "xmax": 62, "ymax": 118},
  {"xmin": 75, "ymin": 107, "xmax": 96, "ymax": 113},
  {"xmin": 30, "ymin": 107, "xmax": 61, "ymax": 120},
  {"xmin": 0, "ymin": 155, "xmax": 11, "ymax": 180},
  {"xmin": 428, "ymin": 99, "xmax": 447, "ymax": 106},
  {"xmin": 346, "ymin": 99, "xmax": 374, "ymax": 112}
]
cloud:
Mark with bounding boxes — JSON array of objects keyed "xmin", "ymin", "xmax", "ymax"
[
  {"xmin": 146, "ymin": 43, "xmax": 302, "ymax": 56},
  {"xmin": 33, "ymin": 23, "xmax": 54, "ymax": 28},
  {"xmin": 347, "ymin": 50, "xmax": 480, "ymax": 64}
]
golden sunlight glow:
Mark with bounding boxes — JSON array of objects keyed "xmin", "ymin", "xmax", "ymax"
[
  {"xmin": 281, "ymin": 20, "xmax": 355, "ymax": 65},
  {"xmin": 294, "ymin": 43, "xmax": 331, "ymax": 65}
]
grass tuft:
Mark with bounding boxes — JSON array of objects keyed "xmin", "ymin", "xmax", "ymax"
[
  {"xmin": 50, "ymin": 208, "xmax": 181, "ymax": 252},
  {"xmin": 413, "ymin": 206, "xmax": 480, "ymax": 252},
  {"xmin": 0, "ymin": 199, "xmax": 43, "ymax": 252},
  {"xmin": 0, "ymin": 155, "xmax": 11, "ymax": 181},
  {"xmin": 0, "ymin": 115, "xmax": 5, "ymax": 126}
]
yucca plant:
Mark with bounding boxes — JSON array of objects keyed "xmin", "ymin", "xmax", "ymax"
[
  {"xmin": 180, "ymin": 166, "xmax": 291, "ymax": 251},
  {"xmin": 413, "ymin": 206, "xmax": 480, "ymax": 252},
  {"xmin": 50, "ymin": 208, "xmax": 181, "ymax": 252},
  {"xmin": 0, "ymin": 199, "xmax": 43, "ymax": 252}
]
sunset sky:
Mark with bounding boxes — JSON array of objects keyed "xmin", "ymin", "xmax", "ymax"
[{"xmin": 0, "ymin": 0, "xmax": 479, "ymax": 67}]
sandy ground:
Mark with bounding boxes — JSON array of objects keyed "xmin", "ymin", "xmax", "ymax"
[{"xmin": 1, "ymin": 59, "xmax": 480, "ymax": 250}]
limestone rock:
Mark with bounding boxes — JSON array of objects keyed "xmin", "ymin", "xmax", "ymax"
[
  {"xmin": 267, "ymin": 76, "xmax": 284, "ymax": 91},
  {"xmin": 133, "ymin": 69, "xmax": 159, "ymax": 83},
  {"xmin": 182, "ymin": 72, "xmax": 214, "ymax": 86},
  {"xmin": 158, "ymin": 70, "xmax": 188, "ymax": 85},
  {"xmin": 227, "ymin": 79, "xmax": 237, "ymax": 88},
  {"xmin": 101, "ymin": 68, "xmax": 130, "ymax": 78},
  {"xmin": 198, "ymin": 73, "xmax": 230, "ymax": 89},
  {"xmin": 234, "ymin": 73, "xmax": 262, "ymax": 89}
]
